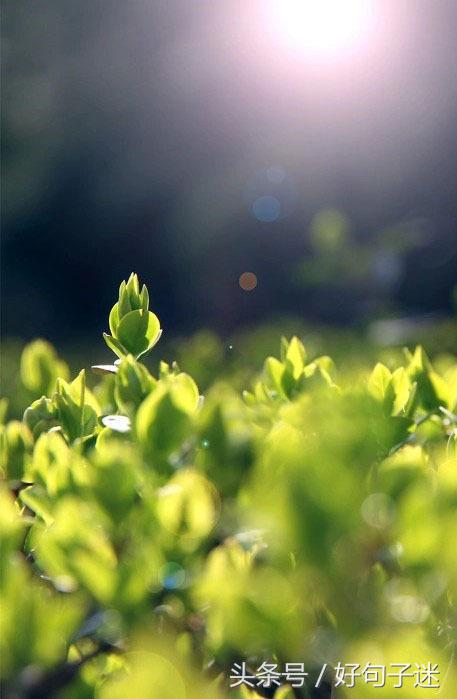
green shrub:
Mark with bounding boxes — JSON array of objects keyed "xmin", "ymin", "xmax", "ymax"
[{"xmin": 1, "ymin": 274, "xmax": 456, "ymax": 698}]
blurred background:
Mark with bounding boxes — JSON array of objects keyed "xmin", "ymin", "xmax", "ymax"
[{"xmin": 2, "ymin": 0, "xmax": 457, "ymax": 356}]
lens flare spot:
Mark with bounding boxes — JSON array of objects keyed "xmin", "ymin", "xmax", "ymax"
[
  {"xmin": 239, "ymin": 272, "xmax": 258, "ymax": 291},
  {"xmin": 159, "ymin": 562, "xmax": 186, "ymax": 590},
  {"xmin": 266, "ymin": 165, "xmax": 286, "ymax": 183},
  {"xmin": 252, "ymin": 195, "xmax": 281, "ymax": 222}
]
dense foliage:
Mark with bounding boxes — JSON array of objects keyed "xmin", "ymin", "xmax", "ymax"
[{"xmin": 1, "ymin": 275, "xmax": 456, "ymax": 698}]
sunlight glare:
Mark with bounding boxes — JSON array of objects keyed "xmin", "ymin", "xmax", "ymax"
[{"xmin": 271, "ymin": 0, "xmax": 375, "ymax": 57}]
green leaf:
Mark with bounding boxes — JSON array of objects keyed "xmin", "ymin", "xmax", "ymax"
[
  {"xmin": 368, "ymin": 362, "xmax": 392, "ymax": 402},
  {"xmin": 168, "ymin": 373, "xmax": 199, "ymax": 415},
  {"xmin": 30, "ymin": 431, "xmax": 89, "ymax": 497},
  {"xmin": 116, "ymin": 310, "xmax": 161, "ymax": 358},
  {"xmin": 90, "ymin": 443, "xmax": 141, "ymax": 522},
  {"xmin": 156, "ymin": 469, "xmax": 219, "ymax": 544},
  {"xmin": 19, "ymin": 485, "xmax": 54, "ymax": 525},
  {"xmin": 1, "ymin": 559, "xmax": 85, "ymax": 678},
  {"xmin": 264, "ymin": 356, "xmax": 285, "ymax": 396},
  {"xmin": 103, "ymin": 332, "xmax": 129, "ymax": 359},
  {"xmin": 140, "ymin": 283, "xmax": 149, "ymax": 313},
  {"xmin": 391, "ymin": 367, "xmax": 412, "ymax": 415},
  {"xmin": 0, "ymin": 398, "xmax": 8, "ymax": 425},
  {"xmin": 30, "ymin": 496, "xmax": 117, "ymax": 603},
  {"xmin": 136, "ymin": 373, "xmax": 198, "ymax": 464},
  {"xmin": 20, "ymin": 339, "xmax": 69, "ymax": 398},
  {"xmin": 115, "ymin": 354, "xmax": 156, "ymax": 410},
  {"xmin": 285, "ymin": 336, "xmax": 306, "ymax": 379},
  {"xmin": 119, "ymin": 278, "xmax": 133, "ymax": 317},
  {"xmin": 1, "ymin": 421, "xmax": 33, "ymax": 481},
  {"xmin": 23, "ymin": 396, "xmax": 59, "ymax": 439},
  {"xmin": 109, "ymin": 302, "xmax": 120, "ymax": 336},
  {"xmin": 54, "ymin": 371, "xmax": 99, "ymax": 441},
  {"xmin": 280, "ymin": 336, "xmax": 289, "ymax": 362}
]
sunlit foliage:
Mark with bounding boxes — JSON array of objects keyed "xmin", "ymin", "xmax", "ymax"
[{"xmin": 1, "ymin": 274, "xmax": 456, "ymax": 697}]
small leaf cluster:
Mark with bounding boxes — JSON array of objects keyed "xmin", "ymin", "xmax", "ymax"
[{"xmin": 103, "ymin": 273, "xmax": 161, "ymax": 359}]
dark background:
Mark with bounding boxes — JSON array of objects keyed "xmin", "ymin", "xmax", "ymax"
[{"xmin": 2, "ymin": 0, "xmax": 457, "ymax": 346}]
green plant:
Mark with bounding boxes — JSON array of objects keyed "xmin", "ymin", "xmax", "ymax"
[{"xmin": 1, "ymin": 275, "xmax": 456, "ymax": 698}]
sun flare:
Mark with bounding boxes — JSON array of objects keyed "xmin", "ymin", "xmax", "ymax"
[{"xmin": 271, "ymin": 0, "xmax": 375, "ymax": 57}]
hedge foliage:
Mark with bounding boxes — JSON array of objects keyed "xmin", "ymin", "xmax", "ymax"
[{"xmin": 1, "ymin": 274, "xmax": 456, "ymax": 698}]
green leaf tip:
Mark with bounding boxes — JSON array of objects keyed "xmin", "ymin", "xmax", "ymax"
[{"xmin": 104, "ymin": 275, "xmax": 162, "ymax": 360}]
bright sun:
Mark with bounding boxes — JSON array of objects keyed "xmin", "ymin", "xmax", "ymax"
[{"xmin": 271, "ymin": 0, "xmax": 375, "ymax": 57}]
